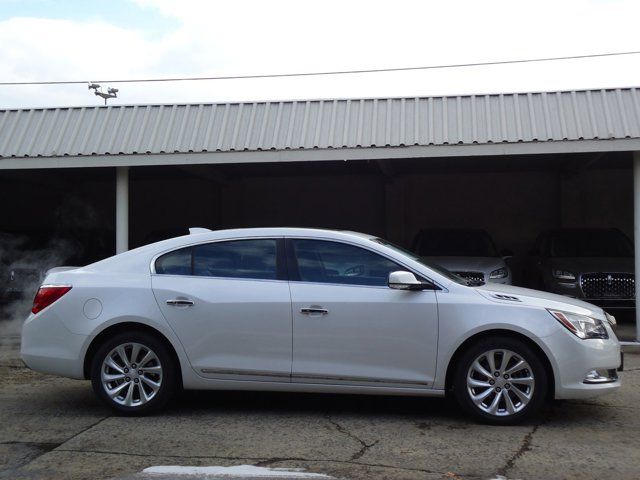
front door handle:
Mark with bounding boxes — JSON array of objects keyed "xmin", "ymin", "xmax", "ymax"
[
  {"xmin": 166, "ymin": 298, "xmax": 194, "ymax": 307},
  {"xmin": 300, "ymin": 307, "xmax": 328, "ymax": 315}
]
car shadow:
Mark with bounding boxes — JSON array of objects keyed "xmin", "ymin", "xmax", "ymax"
[{"xmin": 169, "ymin": 389, "xmax": 468, "ymax": 422}]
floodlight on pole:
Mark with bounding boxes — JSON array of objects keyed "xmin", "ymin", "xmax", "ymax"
[{"xmin": 88, "ymin": 82, "xmax": 118, "ymax": 105}]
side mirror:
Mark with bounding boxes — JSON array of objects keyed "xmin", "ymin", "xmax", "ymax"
[
  {"xmin": 501, "ymin": 248, "xmax": 514, "ymax": 260},
  {"xmin": 388, "ymin": 271, "xmax": 431, "ymax": 291}
]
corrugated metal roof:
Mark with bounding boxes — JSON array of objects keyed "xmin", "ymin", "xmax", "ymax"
[{"xmin": 1, "ymin": 88, "xmax": 639, "ymax": 158}]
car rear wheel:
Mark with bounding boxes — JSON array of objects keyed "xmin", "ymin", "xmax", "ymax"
[
  {"xmin": 90, "ymin": 331, "xmax": 178, "ymax": 415},
  {"xmin": 452, "ymin": 337, "xmax": 548, "ymax": 425}
]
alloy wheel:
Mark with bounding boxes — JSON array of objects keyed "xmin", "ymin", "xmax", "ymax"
[
  {"xmin": 466, "ymin": 349, "xmax": 535, "ymax": 417},
  {"xmin": 100, "ymin": 342, "xmax": 163, "ymax": 407}
]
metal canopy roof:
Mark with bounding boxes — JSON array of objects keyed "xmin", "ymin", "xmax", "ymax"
[{"xmin": 1, "ymin": 87, "xmax": 640, "ymax": 169}]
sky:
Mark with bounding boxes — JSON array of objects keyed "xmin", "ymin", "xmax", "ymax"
[{"xmin": 0, "ymin": 0, "xmax": 639, "ymax": 108}]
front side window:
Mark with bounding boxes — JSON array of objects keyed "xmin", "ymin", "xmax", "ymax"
[
  {"xmin": 291, "ymin": 239, "xmax": 401, "ymax": 287},
  {"xmin": 154, "ymin": 239, "xmax": 278, "ymax": 280}
]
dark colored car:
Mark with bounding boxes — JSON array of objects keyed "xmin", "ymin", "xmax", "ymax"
[{"xmin": 525, "ymin": 228, "xmax": 634, "ymax": 310}]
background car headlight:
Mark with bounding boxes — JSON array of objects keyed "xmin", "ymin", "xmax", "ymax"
[
  {"xmin": 489, "ymin": 267, "xmax": 508, "ymax": 279},
  {"xmin": 552, "ymin": 269, "xmax": 576, "ymax": 281},
  {"xmin": 548, "ymin": 309, "xmax": 608, "ymax": 339}
]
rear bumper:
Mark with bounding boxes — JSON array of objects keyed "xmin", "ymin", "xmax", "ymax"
[{"xmin": 21, "ymin": 310, "xmax": 87, "ymax": 379}]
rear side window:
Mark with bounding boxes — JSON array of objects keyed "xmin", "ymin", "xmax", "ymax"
[
  {"xmin": 155, "ymin": 247, "xmax": 191, "ymax": 275},
  {"xmin": 193, "ymin": 240, "xmax": 277, "ymax": 279},
  {"xmin": 154, "ymin": 239, "xmax": 278, "ymax": 280}
]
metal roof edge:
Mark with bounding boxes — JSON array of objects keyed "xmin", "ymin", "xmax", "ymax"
[{"xmin": 2, "ymin": 137, "xmax": 639, "ymax": 170}]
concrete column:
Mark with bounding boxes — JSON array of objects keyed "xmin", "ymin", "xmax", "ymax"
[
  {"xmin": 634, "ymin": 152, "xmax": 640, "ymax": 342},
  {"xmin": 116, "ymin": 166, "xmax": 129, "ymax": 254}
]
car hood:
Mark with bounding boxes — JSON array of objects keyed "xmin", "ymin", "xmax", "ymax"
[
  {"xmin": 547, "ymin": 257, "xmax": 634, "ymax": 273},
  {"xmin": 420, "ymin": 256, "xmax": 505, "ymax": 272},
  {"xmin": 475, "ymin": 282, "xmax": 604, "ymax": 319}
]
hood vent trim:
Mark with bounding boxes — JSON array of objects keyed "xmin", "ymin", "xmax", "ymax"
[{"xmin": 489, "ymin": 293, "xmax": 522, "ymax": 302}]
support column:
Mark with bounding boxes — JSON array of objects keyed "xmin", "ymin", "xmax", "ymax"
[
  {"xmin": 116, "ymin": 166, "xmax": 129, "ymax": 254},
  {"xmin": 634, "ymin": 152, "xmax": 640, "ymax": 342}
]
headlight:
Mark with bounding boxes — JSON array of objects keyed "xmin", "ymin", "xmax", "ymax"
[
  {"xmin": 489, "ymin": 267, "xmax": 508, "ymax": 279},
  {"xmin": 552, "ymin": 269, "xmax": 576, "ymax": 281},
  {"xmin": 548, "ymin": 309, "xmax": 608, "ymax": 339}
]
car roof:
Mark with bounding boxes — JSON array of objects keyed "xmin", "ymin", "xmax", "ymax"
[{"xmin": 184, "ymin": 227, "xmax": 377, "ymax": 241}]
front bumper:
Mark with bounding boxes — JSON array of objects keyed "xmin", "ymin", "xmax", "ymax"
[
  {"xmin": 544, "ymin": 326, "xmax": 621, "ymax": 400},
  {"xmin": 583, "ymin": 298, "xmax": 635, "ymax": 310}
]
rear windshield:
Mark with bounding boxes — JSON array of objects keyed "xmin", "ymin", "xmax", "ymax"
[
  {"xmin": 415, "ymin": 230, "xmax": 498, "ymax": 257},
  {"xmin": 549, "ymin": 230, "xmax": 633, "ymax": 257}
]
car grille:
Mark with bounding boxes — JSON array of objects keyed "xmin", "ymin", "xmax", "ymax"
[
  {"xmin": 580, "ymin": 273, "xmax": 634, "ymax": 299},
  {"xmin": 453, "ymin": 271, "xmax": 485, "ymax": 284}
]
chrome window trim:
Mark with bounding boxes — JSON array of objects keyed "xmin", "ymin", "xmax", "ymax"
[{"xmin": 150, "ymin": 273, "xmax": 288, "ymax": 285}]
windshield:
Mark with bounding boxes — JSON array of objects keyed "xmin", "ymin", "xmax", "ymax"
[
  {"xmin": 549, "ymin": 230, "xmax": 633, "ymax": 258},
  {"xmin": 415, "ymin": 229, "xmax": 499, "ymax": 257},
  {"xmin": 371, "ymin": 238, "xmax": 469, "ymax": 286}
]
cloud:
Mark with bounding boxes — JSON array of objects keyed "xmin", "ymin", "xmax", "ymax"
[{"xmin": 1, "ymin": 0, "xmax": 640, "ymax": 108}]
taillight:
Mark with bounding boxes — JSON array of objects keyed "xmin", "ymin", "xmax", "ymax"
[{"xmin": 31, "ymin": 285, "xmax": 72, "ymax": 314}]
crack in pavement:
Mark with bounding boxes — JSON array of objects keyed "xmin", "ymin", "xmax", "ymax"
[
  {"xmin": 57, "ymin": 415, "xmax": 111, "ymax": 446},
  {"xmin": 0, "ymin": 441, "xmax": 61, "ymax": 477},
  {"xmin": 1, "ymin": 415, "xmax": 112, "ymax": 476},
  {"xmin": 324, "ymin": 416, "xmax": 379, "ymax": 460},
  {"xmin": 496, "ymin": 424, "xmax": 539, "ymax": 477}
]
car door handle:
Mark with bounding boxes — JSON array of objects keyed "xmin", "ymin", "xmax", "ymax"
[
  {"xmin": 300, "ymin": 307, "xmax": 328, "ymax": 315},
  {"xmin": 166, "ymin": 299, "xmax": 194, "ymax": 307}
]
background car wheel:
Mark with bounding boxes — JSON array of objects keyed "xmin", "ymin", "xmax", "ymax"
[
  {"xmin": 452, "ymin": 336, "xmax": 548, "ymax": 425},
  {"xmin": 90, "ymin": 331, "xmax": 178, "ymax": 415}
]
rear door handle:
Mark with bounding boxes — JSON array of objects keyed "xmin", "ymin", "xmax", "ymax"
[
  {"xmin": 166, "ymin": 299, "xmax": 194, "ymax": 307},
  {"xmin": 300, "ymin": 307, "xmax": 328, "ymax": 315}
]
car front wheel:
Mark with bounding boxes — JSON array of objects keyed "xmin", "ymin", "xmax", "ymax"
[
  {"xmin": 90, "ymin": 331, "xmax": 178, "ymax": 415},
  {"xmin": 453, "ymin": 337, "xmax": 548, "ymax": 425}
]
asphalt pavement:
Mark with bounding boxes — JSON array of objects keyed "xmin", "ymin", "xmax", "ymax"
[{"xmin": 1, "ymin": 332, "xmax": 639, "ymax": 480}]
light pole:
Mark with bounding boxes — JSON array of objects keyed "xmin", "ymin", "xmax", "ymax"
[{"xmin": 88, "ymin": 83, "xmax": 118, "ymax": 105}]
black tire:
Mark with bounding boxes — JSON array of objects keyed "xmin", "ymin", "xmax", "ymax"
[
  {"xmin": 452, "ymin": 336, "xmax": 548, "ymax": 425},
  {"xmin": 90, "ymin": 331, "xmax": 178, "ymax": 415}
]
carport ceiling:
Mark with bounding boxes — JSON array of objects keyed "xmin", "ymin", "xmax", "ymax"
[{"xmin": 143, "ymin": 151, "xmax": 631, "ymax": 181}]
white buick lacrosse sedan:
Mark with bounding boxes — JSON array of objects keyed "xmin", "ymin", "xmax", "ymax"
[{"xmin": 21, "ymin": 228, "xmax": 621, "ymax": 424}]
